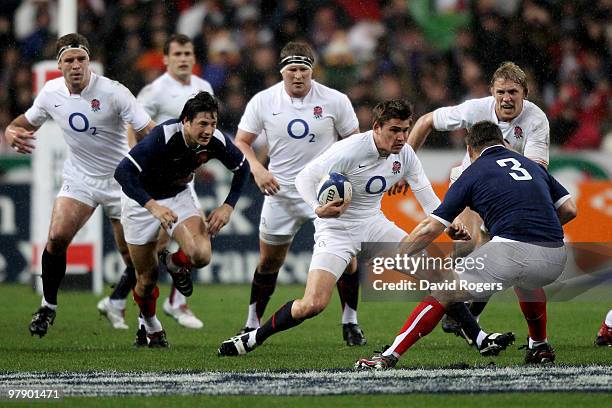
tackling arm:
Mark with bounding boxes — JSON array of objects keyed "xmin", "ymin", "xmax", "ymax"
[
  {"xmin": 4, "ymin": 114, "xmax": 39, "ymax": 154},
  {"xmin": 407, "ymin": 112, "xmax": 434, "ymax": 152}
]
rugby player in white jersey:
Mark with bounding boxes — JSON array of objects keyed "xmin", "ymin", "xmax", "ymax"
[
  {"xmin": 218, "ymin": 100, "xmax": 505, "ymax": 357},
  {"xmin": 408, "ymin": 62, "xmax": 552, "ymax": 345},
  {"xmin": 97, "ymin": 34, "xmax": 213, "ymax": 330},
  {"xmin": 232, "ymin": 42, "xmax": 368, "ymax": 346},
  {"xmin": 4, "ymin": 33, "xmax": 155, "ymax": 337}
]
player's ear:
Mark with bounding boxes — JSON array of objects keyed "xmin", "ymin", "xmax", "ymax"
[
  {"xmin": 373, "ymin": 120, "xmax": 381, "ymax": 134},
  {"xmin": 163, "ymin": 54, "xmax": 169, "ymax": 67}
]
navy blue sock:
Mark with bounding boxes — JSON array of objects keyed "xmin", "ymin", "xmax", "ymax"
[
  {"xmin": 255, "ymin": 300, "xmax": 303, "ymax": 345},
  {"xmin": 445, "ymin": 302, "xmax": 481, "ymax": 343},
  {"xmin": 337, "ymin": 270, "xmax": 359, "ymax": 311},
  {"xmin": 110, "ymin": 266, "xmax": 136, "ymax": 300},
  {"xmin": 41, "ymin": 248, "xmax": 66, "ymax": 305}
]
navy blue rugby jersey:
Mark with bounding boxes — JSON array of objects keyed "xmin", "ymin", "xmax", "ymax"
[
  {"xmin": 432, "ymin": 145, "xmax": 570, "ymax": 243},
  {"xmin": 115, "ymin": 119, "xmax": 249, "ymax": 207}
]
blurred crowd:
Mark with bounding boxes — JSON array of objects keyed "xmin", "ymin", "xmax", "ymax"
[{"xmin": 0, "ymin": 0, "xmax": 610, "ymax": 153}]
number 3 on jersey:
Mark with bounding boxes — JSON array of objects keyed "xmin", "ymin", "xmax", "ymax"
[
  {"xmin": 68, "ymin": 112, "xmax": 97, "ymax": 135},
  {"xmin": 287, "ymin": 119, "xmax": 315, "ymax": 142},
  {"xmin": 496, "ymin": 158, "xmax": 532, "ymax": 181}
]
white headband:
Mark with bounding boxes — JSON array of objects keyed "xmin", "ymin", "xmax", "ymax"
[
  {"xmin": 57, "ymin": 44, "xmax": 90, "ymax": 62},
  {"xmin": 279, "ymin": 55, "xmax": 314, "ymax": 73}
]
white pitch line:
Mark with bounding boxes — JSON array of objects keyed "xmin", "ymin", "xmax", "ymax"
[{"xmin": 1, "ymin": 365, "xmax": 611, "ymax": 396}]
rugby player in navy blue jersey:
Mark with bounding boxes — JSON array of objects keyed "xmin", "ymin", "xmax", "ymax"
[
  {"xmin": 356, "ymin": 121, "xmax": 577, "ymax": 369},
  {"xmin": 114, "ymin": 91, "xmax": 249, "ymax": 347}
]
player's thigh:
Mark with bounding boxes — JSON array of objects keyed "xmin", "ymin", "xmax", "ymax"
[
  {"xmin": 47, "ymin": 196, "xmax": 96, "ymax": 243},
  {"xmin": 301, "ymin": 268, "xmax": 338, "ymax": 310},
  {"xmin": 172, "ymin": 215, "xmax": 211, "ymax": 258},
  {"xmin": 110, "ymin": 218, "xmax": 130, "ymax": 266}
]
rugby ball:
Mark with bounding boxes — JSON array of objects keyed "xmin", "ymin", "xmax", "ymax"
[{"xmin": 317, "ymin": 172, "xmax": 352, "ymax": 205}]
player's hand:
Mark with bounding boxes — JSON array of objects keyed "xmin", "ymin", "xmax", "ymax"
[
  {"xmin": 315, "ymin": 199, "xmax": 350, "ymax": 218},
  {"xmin": 146, "ymin": 201, "xmax": 178, "ymax": 230},
  {"xmin": 206, "ymin": 203, "xmax": 233, "ymax": 236},
  {"xmin": 253, "ymin": 168, "xmax": 280, "ymax": 196},
  {"xmin": 5, "ymin": 126, "xmax": 36, "ymax": 154},
  {"xmin": 446, "ymin": 222, "xmax": 471, "ymax": 241},
  {"xmin": 387, "ymin": 179, "xmax": 409, "ymax": 196}
]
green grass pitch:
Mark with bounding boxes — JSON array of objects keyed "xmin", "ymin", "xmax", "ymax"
[{"xmin": 1, "ymin": 283, "xmax": 610, "ymax": 406}]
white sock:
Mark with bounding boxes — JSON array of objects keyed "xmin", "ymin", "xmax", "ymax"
[
  {"xmin": 170, "ymin": 290, "xmax": 186, "ymax": 308},
  {"xmin": 143, "ymin": 315, "xmax": 163, "ymax": 334},
  {"xmin": 246, "ymin": 330, "xmax": 258, "ymax": 348},
  {"xmin": 605, "ymin": 310, "xmax": 612, "ymax": 328},
  {"xmin": 476, "ymin": 330, "xmax": 487, "ymax": 348},
  {"xmin": 382, "ymin": 347, "xmax": 400, "ymax": 358},
  {"xmin": 342, "ymin": 305, "xmax": 358, "ymax": 324},
  {"xmin": 529, "ymin": 337, "xmax": 547, "ymax": 348},
  {"xmin": 138, "ymin": 315, "xmax": 145, "ymax": 328},
  {"xmin": 109, "ymin": 298, "xmax": 126, "ymax": 310},
  {"xmin": 42, "ymin": 298, "xmax": 57, "ymax": 310},
  {"xmin": 245, "ymin": 303, "xmax": 260, "ymax": 329}
]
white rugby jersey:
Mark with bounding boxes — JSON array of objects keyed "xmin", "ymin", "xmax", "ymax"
[
  {"xmin": 296, "ymin": 130, "xmax": 440, "ymax": 222},
  {"xmin": 25, "ymin": 73, "xmax": 151, "ymax": 177},
  {"xmin": 238, "ymin": 80, "xmax": 359, "ymax": 186},
  {"xmin": 433, "ymin": 96, "xmax": 549, "ymax": 166},
  {"xmin": 137, "ymin": 73, "xmax": 214, "ymax": 123}
]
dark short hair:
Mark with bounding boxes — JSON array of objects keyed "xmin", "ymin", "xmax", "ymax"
[
  {"xmin": 466, "ymin": 121, "xmax": 504, "ymax": 149},
  {"xmin": 180, "ymin": 91, "xmax": 218, "ymax": 122},
  {"xmin": 371, "ymin": 100, "xmax": 413, "ymax": 128},
  {"xmin": 280, "ymin": 42, "xmax": 315, "ymax": 63},
  {"xmin": 490, "ymin": 61, "xmax": 528, "ymax": 97},
  {"xmin": 163, "ymin": 33, "xmax": 192, "ymax": 55},
  {"xmin": 56, "ymin": 33, "xmax": 90, "ymax": 59}
]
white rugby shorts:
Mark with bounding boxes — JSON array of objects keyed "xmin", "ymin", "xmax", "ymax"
[
  {"xmin": 259, "ymin": 186, "xmax": 314, "ymax": 244},
  {"xmin": 309, "ymin": 213, "xmax": 408, "ymax": 279},
  {"xmin": 121, "ymin": 187, "xmax": 201, "ymax": 245},
  {"xmin": 58, "ymin": 161, "xmax": 122, "ymax": 219},
  {"xmin": 458, "ymin": 236, "xmax": 566, "ymax": 299}
]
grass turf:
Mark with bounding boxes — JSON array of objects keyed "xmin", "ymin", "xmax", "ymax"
[{"xmin": 1, "ymin": 283, "xmax": 610, "ymax": 372}]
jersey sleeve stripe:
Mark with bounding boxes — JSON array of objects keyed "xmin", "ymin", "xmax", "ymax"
[
  {"xmin": 554, "ymin": 194, "xmax": 571, "ymax": 209},
  {"xmin": 126, "ymin": 154, "xmax": 142, "ymax": 172},
  {"xmin": 230, "ymin": 157, "xmax": 246, "ymax": 172},
  {"xmin": 430, "ymin": 214, "xmax": 451, "ymax": 228}
]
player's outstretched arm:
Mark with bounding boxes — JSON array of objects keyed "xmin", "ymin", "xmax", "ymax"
[
  {"xmin": 4, "ymin": 114, "xmax": 38, "ymax": 154},
  {"xmin": 206, "ymin": 203, "xmax": 233, "ymax": 236},
  {"xmin": 556, "ymin": 197, "xmax": 577, "ymax": 225},
  {"xmin": 399, "ymin": 216, "xmax": 446, "ymax": 257},
  {"xmin": 407, "ymin": 112, "xmax": 434, "ymax": 152},
  {"xmin": 234, "ymin": 129, "xmax": 279, "ymax": 195}
]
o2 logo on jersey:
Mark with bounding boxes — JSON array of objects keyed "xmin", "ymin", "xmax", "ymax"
[
  {"xmin": 287, "ymin": 119, "xmax": 316, "ymax": 142},
  {"xmin": 68, "ymin": 112, "xmax": 97, "ymax": 135},
  {"xmin": 365, "ymin": 176, "xmax": 386, "ymax": 194},
  {"xmin": 91, "ymin": 99, "xmax": 101, "ymax": 112}
]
